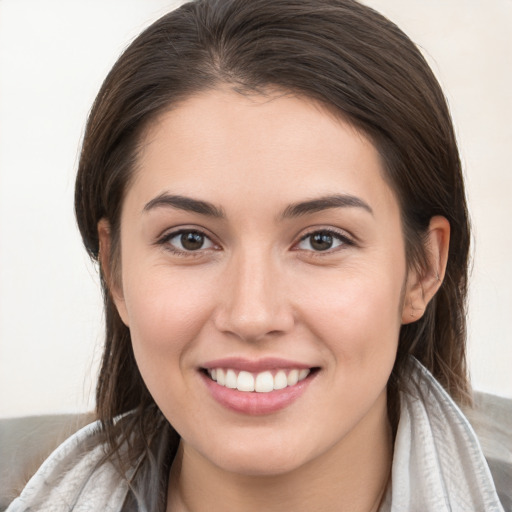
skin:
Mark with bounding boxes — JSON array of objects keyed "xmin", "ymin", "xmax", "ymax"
[{"xmin": 99, "ymin": 88, "xmax": 449, "ymax": 512}]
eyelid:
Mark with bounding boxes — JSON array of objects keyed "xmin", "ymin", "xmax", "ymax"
[
  {"xmin": 292, "ymin": 227, "xmax": 356, "ymax": 252},
  {"xmin": 156, "ymin": 226, "xmax": 220, "ymax": 256},
  {"xmin": 154, "ymin": 225, "xmax": 355, "ymax": 256}
]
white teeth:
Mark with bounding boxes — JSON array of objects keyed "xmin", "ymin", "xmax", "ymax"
[
  {"xmin": 237, "ymin": 371, "xmax": 255, "ymax": 392},
  {"xmin": 287, "ymin": 369, "xmax": 299, "ymax": 386},
  {"xmin": 274, "ymin": 370, "xmax": 288, "ymax": 390},
  {"xmin": 225, "ymin": 369, "xmax": 238, "ymax": 389},
  {"xmin": 299, "ymin": 369, "xmax": 310, "ymax": 380},
  {"xmin": 255, "ymin": 371, "xmax": 274, "ymax": 393},
  {"xmin": 207, "ymin": 367, "xmax": 312, "ymax": 393}
]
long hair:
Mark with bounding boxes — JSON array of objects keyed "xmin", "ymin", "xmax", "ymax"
[{"xmin": 74, "ymin": 0, "xmax": 470, "ymax": 506}]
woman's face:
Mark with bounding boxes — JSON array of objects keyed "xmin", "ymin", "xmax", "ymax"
[{"xmin": 107, "ymin": 89, "xmax": 418, "ymax": 476}]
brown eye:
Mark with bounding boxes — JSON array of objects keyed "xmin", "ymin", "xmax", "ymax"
[
  {"xmin": 310, "ymin": 233, "xmax": 334, "ymax": 251},
  {"xmin": 181, "ymin": 231, "xmax": 205, "ymax": 250},
  {"xmin": 163, "ymin": 230, "xmax": 215, "ymax": 253},
  {"xmin": 297, "ymin": 230, "xmax": 351, "ymax": 252}
]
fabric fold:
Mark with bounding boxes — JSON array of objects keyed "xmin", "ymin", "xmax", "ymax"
[{"xmin": 381, "ymin": 359, "xmax": 505, "ymax": 511}]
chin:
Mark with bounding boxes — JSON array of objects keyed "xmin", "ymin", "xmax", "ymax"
[
  {"xmin": 204, "ymin": 435, "xmax": 314, "ymax": 477},
  {"xmin": 218, "ymin": 455, "xmax": 305, "ymax": 477}
]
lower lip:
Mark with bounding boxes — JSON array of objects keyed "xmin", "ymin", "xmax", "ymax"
[{"xmin": 200, "ymin": 371, "xmax": 315, "ymax": 415}]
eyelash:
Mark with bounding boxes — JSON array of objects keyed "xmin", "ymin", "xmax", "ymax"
[
  {"xmin": 156, "ymin": 228, "xmax": 354, "ymax": 257},
  {"xmin": 295, "ymin": 229, "xmax": 354, "ymax": 254},
  {"xmin": 157, "ymin": 229, "xmax": 218, "ymax": 257}
]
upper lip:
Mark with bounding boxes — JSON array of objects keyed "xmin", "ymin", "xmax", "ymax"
[{"xmin": 201, "ymin": 357, "xmax": 314, "ymax": 373}]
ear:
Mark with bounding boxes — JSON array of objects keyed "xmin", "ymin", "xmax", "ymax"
[
  {"xmin": 401, "ymin": 216, "xmax": 450, "ymax": 324},
  {"xmin": 97, "ymin": 218, "xmax": 130, "ymax": 326}
]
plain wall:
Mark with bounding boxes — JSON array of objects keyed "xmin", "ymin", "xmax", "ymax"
[{"xmin": 0, "ymin": 0, "xmax": 511, "ymax": 418}]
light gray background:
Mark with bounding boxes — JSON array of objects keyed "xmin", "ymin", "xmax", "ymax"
[{"xmin": 0, "ymin": 0, "xmax": 511, "ymax": 418}]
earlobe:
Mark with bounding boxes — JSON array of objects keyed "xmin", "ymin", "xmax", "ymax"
[
  {"xmin": 97, "ymin": 219, "xmax": 130, "ymax": 326},
  {"xmin": 401, "ymin": 216, "xmax": 450, "ymax": 324}
]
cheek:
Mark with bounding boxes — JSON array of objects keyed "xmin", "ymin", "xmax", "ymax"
[
  {"xmin": 120, "ymin": 267, "xmax": 222, "ymax": 425},
  {"xmin": 295, "ymin": 262, "xmax": 404, "ymax": 366},
  {"xmin": 121, "ymin": 266, "xmax": 216, "ymax": 372}
]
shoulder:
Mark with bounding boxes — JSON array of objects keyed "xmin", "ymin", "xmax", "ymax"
[
  {"xmin": 6, "ymin": 420, "xmax": 130, "ymax": 512},
  {"xmin": 465, "ymin": 392, "xmax": 512, "ymax": 512},
  {"xmin": 388, "ymin": 358, "xmax": 509, "ymax": 512}
]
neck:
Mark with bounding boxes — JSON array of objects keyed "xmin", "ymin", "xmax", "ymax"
[{"xmin": 167, "ymin": 393, "xmax": 392, "ymax": 512}]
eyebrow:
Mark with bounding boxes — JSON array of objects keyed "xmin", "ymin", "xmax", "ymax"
[
  {"xmin": 281, "ymin": 194, "xmax": 373, "ymax": 218},
  {"xmin": 143, "ymin": 192, "xmax": 373, "ymax": 219},
  {"xmin": 143, "ymin": 193, "xmax": 225, "ymax": 218}
]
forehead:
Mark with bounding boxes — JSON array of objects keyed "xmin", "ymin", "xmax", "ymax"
[{"xmin": 127, "ymin": 88, "xmax": 398, "ymax": 219}]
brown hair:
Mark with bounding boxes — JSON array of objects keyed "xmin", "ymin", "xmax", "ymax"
[{"xmin": 75, "ymin": 0, "xmax": 470, "ymax": 505}]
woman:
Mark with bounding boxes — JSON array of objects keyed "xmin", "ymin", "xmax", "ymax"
[{"xmin": 7, "ymin": 0, "xmax": 508, "ymax": 510}]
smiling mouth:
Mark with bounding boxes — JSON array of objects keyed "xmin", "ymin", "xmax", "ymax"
[
  {"xmin": 202, "ymin": 367, "xmax": 317, "ymax": 393},
  {"xmin": 200, "ymin": 362, "xmax": 319, "ymax": 414}
]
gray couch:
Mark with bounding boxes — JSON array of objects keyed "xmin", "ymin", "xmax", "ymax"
[{"xmin": 0, "ymin": 413, "xmax": 94, "ymax": 510}]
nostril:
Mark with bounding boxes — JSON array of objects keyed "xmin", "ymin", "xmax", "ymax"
[{"xmin": 213, "ymin": 308, "xmax": 295, "ymax": 343}]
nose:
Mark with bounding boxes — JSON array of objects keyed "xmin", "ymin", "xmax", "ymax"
[{"xmin": 213, "ymin": 249, "xmax": 295, "ymax": 343}]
